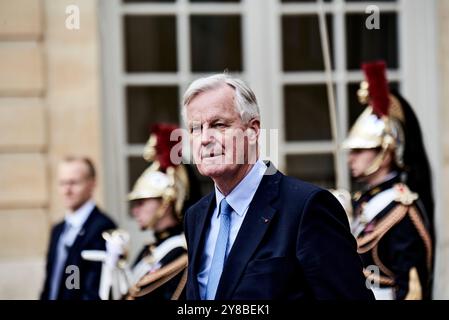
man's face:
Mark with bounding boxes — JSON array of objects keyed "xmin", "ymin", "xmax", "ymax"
[
  {"xmin": 348, "ymin": 149, "xmax": 378, "ymax": 179},
  {"xmin": 58, "ymin": 161, "xmax": 96, "ymax": 212},
  {"xmin": 186, "ymin": 85, "xmax": 257, "ymax": 180},
  {"xmin": 130, "ymin": 198, "xmax": 162, "ymax": 230}
]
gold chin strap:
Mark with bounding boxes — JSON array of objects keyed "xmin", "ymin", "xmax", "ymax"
[
  {"xmin": 362, "ymin": 133, "xmax": 394, "ymax": 177},
  {"xmin": 363, "ymin": 146, "xmax": 388, "ymax": 176},
  {"xmin": 144, "ymin": 199, "xmax": 172, "ymax": 230}
]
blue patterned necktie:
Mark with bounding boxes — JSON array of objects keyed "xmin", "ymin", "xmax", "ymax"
[{"xmin": 205, "ymin": 198, "xmax": 233, "ymax": 300}]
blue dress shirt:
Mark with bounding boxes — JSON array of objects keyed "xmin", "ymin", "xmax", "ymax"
[{"xmin": 197, "ymin": 160, "xmax": 267, "ymax": 299}]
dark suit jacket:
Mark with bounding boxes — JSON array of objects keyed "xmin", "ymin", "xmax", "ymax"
[
  {"xmin": 40, "ymin": 206, "xmax": 116, "ymax": 300},
  {"xmin": 184, "ymin": 166, "xmax": 374, "ymax": 300}
]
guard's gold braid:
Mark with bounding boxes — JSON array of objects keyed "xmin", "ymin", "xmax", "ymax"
[
  {"xmin": 131, "ymin": 266, "xmax": 185, "ymax": 298},
  {"xmin": 357, "ymin": 237, "xmax": 378, "ymax": 254},
  {"xmin": 137, "ymin": 253, "xmax": 188, "ymax": 287},
  {"xmin": 127, "ymin": 254, "xmax": 188, "ymax": 299},
  {"xmin": 171, "ymin": 268, "xmax": 188, "ymax": 300},
  {"xmin": 408, "ymin": 206, "xmax": 433, "ymax": 271},
  {"xmin": 358, "ymin": 205, "xmax": 433, "ymax": 294},
  {"xmin": 372, "ymin": 243, "xmax": 395, "ymax": 279},
  {"xmin": 357, "ymin": 205, "xmax": 409, "ymax": 253}
]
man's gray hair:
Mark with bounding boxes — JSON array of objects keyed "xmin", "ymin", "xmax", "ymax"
[{"xmin": 182, "ymin": 74, "xmax": 260, "ymax": 124}]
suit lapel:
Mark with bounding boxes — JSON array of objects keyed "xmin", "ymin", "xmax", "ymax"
[
  {"xmin": 65, "ymin": 207, "xmax": 98, "ymax": 263},
  {"xmin": 215, "ymin": 169, "xmax": 282, "ymax": 299},
  {"xmin": 190, "ymin": 192, "xmax": 216, "ymax": 300}
]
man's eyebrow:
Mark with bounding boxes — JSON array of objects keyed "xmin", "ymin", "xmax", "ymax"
[
  {"xmin": 188, "ymin": 117, "xmax": 230, "ymax": 128},
  {"xmin": 208, "ymin": 117, "xmax": 229, "ymax": 123}
]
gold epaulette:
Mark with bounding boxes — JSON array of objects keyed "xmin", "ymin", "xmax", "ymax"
[{"xmin": 126, "ymin": 253, "xmax": 188, "ymax": 300}]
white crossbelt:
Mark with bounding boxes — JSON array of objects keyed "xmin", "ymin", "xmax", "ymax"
[
  {"xmin": 132, "ymin": 234, "xmax": 187, "ymax": 284},
  {"xmin": 352, "ymin": 188, "xmax": 397, "ymax": 237}
]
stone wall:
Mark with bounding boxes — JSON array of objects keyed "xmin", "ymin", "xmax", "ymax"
[{"xmin": 0, "ymin": 0, "xmax": 103, "ymax": 299}]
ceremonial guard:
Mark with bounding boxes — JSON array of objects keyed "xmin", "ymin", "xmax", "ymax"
[
  {"xmin": 83, "ymin": 124, "xmax": 199, "ymax": 300},
  {"xmin": 339, "ymin": 61, "xmax": 434, "ymax": 300}
]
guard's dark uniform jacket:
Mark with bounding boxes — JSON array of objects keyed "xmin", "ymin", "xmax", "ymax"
[
  {"xmin": 351, "ymin": 173, "xmax": 433, "ymax": 300},
  {"xmin": 127, "ymin": 225, "xmax": 187, "ymax": 300}
]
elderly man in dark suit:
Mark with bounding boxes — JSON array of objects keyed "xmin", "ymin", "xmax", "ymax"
[
  {"xmin": 40, "ymin": 156, "xmax": 116, "ymax": 300},
  {"xmin": 182, "ymin": 74, "xmax": 374, "ymax": 300}
]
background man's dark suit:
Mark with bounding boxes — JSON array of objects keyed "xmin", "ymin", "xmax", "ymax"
[
  {"xmin": 40, "ymin": 207, "xmax": 116, "ymax": 300},
  {"xmin": 184, "ymin": 168, "xmax": 374, "ymax": 300}
]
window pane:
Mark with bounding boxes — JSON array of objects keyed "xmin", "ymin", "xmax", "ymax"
[
  {"xmin": 126, "ymin": 86, "xmax": 180, "ymax": 144},
  {"xmin": 128, "ymin": 157, "xmax": 149, "ymax": 191},
  {"xmin": 346, "ymin": 13, "xmax": 398, "ymax": 70},
  {"xmin": 124, "ymin": 16, "xmax": 177, "ymax": 72},
  {"xmin": 190, "ymin": 15, "xmax": 242, "ymax": 72},
  {"xmin": 282, "ymin": 15, "xmax": 334, "ymax": 71},
  {"xmin": 286, "ymin": 154, "xmax": 335, "ymax": 189},
  {"xmin": 347, "ymin": 81, "xmax": 399, "ymax": 131},
  {"xmin": 284, "ymin": 85, "xmax": 333, "ymax": 141}
]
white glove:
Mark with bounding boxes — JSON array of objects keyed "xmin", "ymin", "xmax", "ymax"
[
  {"xmin": 83, "ymin": 229, "xmax": 132, "ymax": 300},
  {"xmin": 104, "ymin": 230, "xmax": 129, "ymax": 268}
]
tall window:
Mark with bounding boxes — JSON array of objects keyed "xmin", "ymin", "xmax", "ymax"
[{"xmin": 274, "ymin": 0, "xmax": 400, "ymax": 191}]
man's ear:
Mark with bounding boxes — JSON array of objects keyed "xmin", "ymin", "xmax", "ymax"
[{"xmin": 247, "ymin": 118, "xmax": 260, "ymax": 144}]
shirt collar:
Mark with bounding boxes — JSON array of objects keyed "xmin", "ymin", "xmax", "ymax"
[
  {"xmin": 65, "ymin": 200, "xmax": 95, "ymax": 229},
  {"xmin": 214, "ymin": 159, "xmax": 267, "ymax": 217}
]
